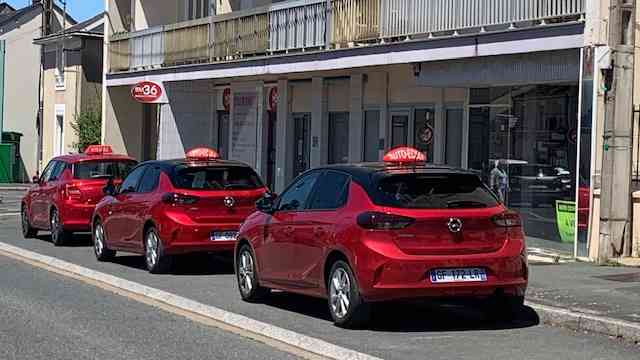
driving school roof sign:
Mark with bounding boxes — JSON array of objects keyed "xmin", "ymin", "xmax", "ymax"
[{"xmin": 131, "ymin": 81, "xmax": 168, "ymax": 103}]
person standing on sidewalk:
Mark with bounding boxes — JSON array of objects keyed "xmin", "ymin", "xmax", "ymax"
[{"xmin": 490, "ymin": 160, "xmax": 508, "ymax": 203}]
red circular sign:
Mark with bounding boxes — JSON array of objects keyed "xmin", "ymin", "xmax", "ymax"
[
  {"xmin": 131, "ymin": 81, "xmax": 162, "ymax": 103},
  {"xmin": 268, "ymin": 87, "xmax": 278, "ymax": 112},
  {"xmin": 223, "ymin": 88, "xmax": 231, "ymax": 112}
]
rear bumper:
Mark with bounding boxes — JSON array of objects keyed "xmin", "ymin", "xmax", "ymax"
[
  {"xmin": 353, "ymin": 235, "xmax": 528, "ymax": 302},
  {"xmin": 59, "ymin": 202, "xmax": 95, "ymax": 231},
  {"xmin": 160, "ymin": 214, "xmax": 240, "ymax": 255}
]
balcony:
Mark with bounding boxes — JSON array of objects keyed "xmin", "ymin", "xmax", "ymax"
[{"xmin": 108, "ymin": 0, "xmax": 585, "ymax": 73}]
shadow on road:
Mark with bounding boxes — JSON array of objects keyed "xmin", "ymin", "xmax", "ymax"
[
  {"xmin": 110, "ymin": 253, "xmax": 235, "ymax": 276},
  {"xmin": 35, "ymin": 233, "xmax": 92, "ymax": 247},
  {"xmin": 263, "ymin": 292, "xmax": 540, "ymax": 332}
]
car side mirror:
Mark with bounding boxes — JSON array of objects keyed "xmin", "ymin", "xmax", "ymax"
[
  {"xmin": 256, "ymin": 192, "xmax": 277, "ymax": 214},
  {"xmin": 32, "ymin": 176, "xmax": 40, "ymax": 184},
  {"xmin": 103, "ymin": 178, "xmax": 116, "ymax": 196}
]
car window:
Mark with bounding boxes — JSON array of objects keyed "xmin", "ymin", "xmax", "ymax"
[
  {"xmin": 308, "ymin": 171, "xmax": 350, "ymax": 210},
  {"xmin": 73, "ymin": 160, "xmax": 137, "ymax": 180},
  {"xmin": 171, "ymin": 165, "xmax": 263, "ymax": 190},
  {"xmin": 40, "ymin": 161, "xmax": 56, "ymax": 183},
  {"xmin": 138, "ymin": 167, "xmax": 160, "ymax": 193},
  {"xmin": 50, "ymin": 161, "xmax": 67, "ymax": 181},
  {"xmin": 119, "ymin": 165, "xmax": 147, "ymax": 194},
  {"xmin": 374, "ymin": 173, "xmax": 499, "ymax": 209},
  {"xmin": 277, "ymin": 172, "xmax": 321, "ymax": 211}
]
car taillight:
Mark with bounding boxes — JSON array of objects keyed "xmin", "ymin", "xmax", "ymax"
[
  {"xmin": 65, "ymin": 185, "xmax": 82, "ymax": 201},
  {"xmin": 161, "ymin": 192, "xmax": 199, "ymax": 205},
  {"xmin": 357, "ymin": 212, "xmax": 415, "ymax": 230},
  {"xmin": 492, "ymin": 211, "xmax": 522, "ymax": 227}
]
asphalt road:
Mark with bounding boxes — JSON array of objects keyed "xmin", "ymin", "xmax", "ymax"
[
  {"xmin": 0, "ymin": 213, "xmax": 637, "ymax": 360},
  {"xmin": 0, "ymin": 254, "xmax": 299, "ymax": 360}
]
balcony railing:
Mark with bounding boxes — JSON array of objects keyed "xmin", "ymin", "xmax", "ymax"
[{"xmin": 109, "ymin": 0, "xmax": 585, "ymax": 72}]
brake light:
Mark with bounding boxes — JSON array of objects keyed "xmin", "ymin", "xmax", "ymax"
[
  {"xmin": 162, "ymin": 192, "xmax": 199, "ymax": 205},
  {"xmin": 64, "ymin": 184, "xmax": 82, "ymax": 201},
  {"xmin": 357, "ymin": 212, "xmax": 415, "ymax": 230},
  {"xmin": 492, "ymin": 211, "xmax": 522, "ymax": 227}
]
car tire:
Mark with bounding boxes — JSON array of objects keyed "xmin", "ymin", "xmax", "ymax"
[
  {"xmin": 144, "ymin": 227, "xmax": 172, "ymax": 274},
  {"xmin": 50, "ymin": 209, "xmax": 71, "ymax": 246},
  {"xmin": 485, "ymin": 294, "xmax": 525, "ymax": 320},
  {"xmin": 236, "ymin": 244, "xmax": 270, "ymax": 302},
  {"xmin": 21, "ymin": 206, "xmax": 37, "ymax": 238},
  {"xmin": 327, "ymin": 260, "xmax": 370, "ymax": 328},
  {"xmin": 93, "ymin": 220, "xmax": 116, "ymax": 262}
]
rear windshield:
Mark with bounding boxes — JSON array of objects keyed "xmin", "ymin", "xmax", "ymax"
[
  {"xmin": 73, "ymin": 160, "xmax": 137, "ymax": 180},
  {"xmin": 171, "ymin": 165, "xmax": 264, "ymax": 190},
  {"xmin": 374, "ymin": 173, "xmax": 499, "ymax": 209}
]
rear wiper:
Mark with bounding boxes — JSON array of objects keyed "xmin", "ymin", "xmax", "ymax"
[{"xmin": 447, "ymin": 200, "xmax": 487, "ymax": 208}]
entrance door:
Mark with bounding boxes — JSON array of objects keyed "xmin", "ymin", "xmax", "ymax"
[
  {"xmin": 390, "ymin": 112, "xmax": 409, "ymax": 148},
  {"xmin": 445, "ymin": 108, "xmax": 464, "ymax": 167},
  {"xmin": 293, "ymin": 113, "xmax": 311, "ymax": 177}
]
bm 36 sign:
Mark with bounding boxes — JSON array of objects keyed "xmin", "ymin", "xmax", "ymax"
[{"xmin": 131, "ymin": 81, "xmax": 163, "ymax": 103}]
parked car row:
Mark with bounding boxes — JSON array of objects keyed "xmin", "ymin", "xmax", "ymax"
[{"xmin": 21, "ymin": 145, "xmax": 529, "ymax": 328}]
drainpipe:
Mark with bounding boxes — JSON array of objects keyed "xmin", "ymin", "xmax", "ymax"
[{"xmin": 0, "ymin": 40, "xmax": 5, "ymax": 140}]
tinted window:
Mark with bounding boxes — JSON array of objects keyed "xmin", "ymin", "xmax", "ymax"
[
  {"xmin": 138, "ymin": 167, "xmax": 160, "ymax": 193},
  {"xmin": 308, "ymin": 172, "xmax": 350, "ymax": 210},
  {"xmin": 50, "ymin": 161, "xmax": 67, "ymax": 180},
  {"xmin": 278, "ymin": 172, "xmax": 320, "ymax": 211},
  {"xmin": 40, "ymin": 161, "xmax": 56, "ymax": 182},
  {"xmin": 374, "ymin": 173, "xmax": 499, "ymax": 209},
  {"xmin": 120, "ymin": 166, "xmax": 147, "ymax": 193},
  {"xmin": 171, "ymin": 165, "xmax": 263, "ymax": 190},
  {"xmin": 73, "ymin": 160, "xmax": 137, "ymax": 180}
]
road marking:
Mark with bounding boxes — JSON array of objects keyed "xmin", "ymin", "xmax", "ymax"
[
  {"xmin": 0, "ymin": 212, "xmax": 20, "ymax": 217},
  {"xmin": 0, "ymin": 241, "xmax": 381, "ymax": 360}
]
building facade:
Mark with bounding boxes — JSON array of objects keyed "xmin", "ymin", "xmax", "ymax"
[
  {"xmin": 34, "ymin": 13, "xmax": 105, "ymax": 167},
  {"xmin": 103, "ymin": 0, "xmax": 614, "ymax": 259}
]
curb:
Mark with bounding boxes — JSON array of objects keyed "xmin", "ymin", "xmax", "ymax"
[
  {"xmin": 526, "ymin": 301, "xmax": 640, "ymax": 343},
  {"xmin": 0, "ymin": 187, "xmax": 31, "ymax": 192},
  {"xmin": 0, "ymin": 242, "xmax": 381, "ymax": 360}
]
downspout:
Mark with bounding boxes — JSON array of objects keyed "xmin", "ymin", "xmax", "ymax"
[{"xmin": 0, "ymin": 40, "xmax": 5, "ymax": 140}]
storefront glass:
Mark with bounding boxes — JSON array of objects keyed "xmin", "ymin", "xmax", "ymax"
[{"xmin": 468, "ymin": 85, "xmax": 579, "ymax": 251}]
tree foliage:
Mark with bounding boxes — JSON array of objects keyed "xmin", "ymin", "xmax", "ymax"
[{"xmin": 71, "ymin": 109, "xmax": 102, "ymax": 153}]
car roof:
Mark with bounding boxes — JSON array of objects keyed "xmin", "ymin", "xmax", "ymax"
[
  {"xmin": 137, "ymin": 158, "xmax": 255, "ymax": 173},
  {"xmin": 306, "ymin": 162, "xmax": 480, "ymax": 188},
  {"xmin": 53, "ymin": 153, "xmax": 136, "ymax": 163}
]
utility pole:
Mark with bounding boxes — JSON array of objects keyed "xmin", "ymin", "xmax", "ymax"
[{"xmin": 599, "ymin": 0, "xmax": 637, "ymax": 263}]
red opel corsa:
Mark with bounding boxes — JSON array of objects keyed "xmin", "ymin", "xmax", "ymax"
[
  {"xmin": 92, "ymin": 148, "xmax": 268, "ymax": 273},
  {"xmin": 235, "ymin": 147, "xmax": 528, "ymax": 327},
  {"xmin": 21, "ymin": 145, "xmax": 137, "ymax": 245}
]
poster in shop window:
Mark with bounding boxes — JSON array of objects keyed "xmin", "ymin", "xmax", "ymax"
[{"xmin": 230, "ymin": 90, "xmax": 259, "ymax": 168}]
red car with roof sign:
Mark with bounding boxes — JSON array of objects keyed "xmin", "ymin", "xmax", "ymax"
[
  {"xmin": 21, "ymin": 145, "xmax": 137, "ymax": 246},
  {"xmin": 235, "ymin": 146, "xmax": 528, "ymax": 328},
  {"xmin": 91, "ymin": 148, "xmax": 268, "ymax": 273}
]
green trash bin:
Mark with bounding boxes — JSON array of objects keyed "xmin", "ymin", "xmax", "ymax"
[
  {"xmin": 2, "ymin": 131, "xmax": 23, "ymax": 182},
  {"xmin": 0, "ymin": 143, "xmax": 14, "ymax": 183}
]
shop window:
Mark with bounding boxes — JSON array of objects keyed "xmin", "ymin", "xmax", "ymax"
[
  {"xmin": 328, "ymin": 112, "xmax": 350, "ymax": 164},
  {"xmin": 363, "ymin": 110, "xmax": 380, "ymax": 162},
  {"xmin": 413, "ymin": 108, "xmax": 435, "ymax": 163},
  {"xmin": 391, "ymin": 114, "xmax": 408, "ymax": 148}
]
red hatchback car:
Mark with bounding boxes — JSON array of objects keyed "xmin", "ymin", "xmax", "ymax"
[
  {"xmin": 235, "ymin": 147, "xmax": 528, "ymax": 327},
  {"xmin": 92, "ymin": 148, "xmax": 268, "ymax": 273},
  {"xmin": 21, "ymin": 145, "xmax": 137, "ymax": 246}
]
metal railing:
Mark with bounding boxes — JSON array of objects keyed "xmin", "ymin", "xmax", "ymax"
[{"xmin": 109, "ymin": 0, "xmax": 585, "ymax": 72}]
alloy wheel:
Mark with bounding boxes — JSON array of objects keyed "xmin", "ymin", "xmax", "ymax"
[
  {"xmin": 94, "ymin": 224, "xmax": 105, "ymax": 256},
  {"xmin": 330, "ymin": 268, "xmax": 352, "ymax": 319},
  {"xmin": 238, "ymin": 250, "xmax": 255, "ymax": 295},
  {"xmin": 50, "ymin": 211, "xmax": 59, "ymax": 243},
  {"xmin": 21, "ymin": 209, "xmax": 29, "ymax": 235},
  {"xmin": 146, "ymin": 231, "xmax": 159, "ymax": 268}
]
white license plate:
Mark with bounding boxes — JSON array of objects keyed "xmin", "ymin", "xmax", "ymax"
[
  {"xmin": 430, "ymin": 268, "xmax": 487, "ymax": 283},
  {"xmin": 210, "ymin": 231, "xmax": 238, "ymax": 241}
]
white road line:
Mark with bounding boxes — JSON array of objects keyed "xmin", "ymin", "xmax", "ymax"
[
  {"xmin": 0, "ymin": 212, "xmax": 20, "ymax": 217},
  {"xmin": 0, "ymin": 241, "xmax": 381, "ymax": 360}
]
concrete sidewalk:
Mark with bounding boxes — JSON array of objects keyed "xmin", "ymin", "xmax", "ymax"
[
  {"xmin": 0, "ymin": 183, "xmax": 32, "ymax": 191},
  {"xmin": 528, "ymin": 261, "xmax": 640, "ymax": 343}
]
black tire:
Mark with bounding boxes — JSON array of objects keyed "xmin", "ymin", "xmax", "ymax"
[
  {"xmin": 50, "ymin": 209, "xmax": 71, "ymax": 246},
  {"xmin": 21, "ymin": 205, "xmax": 37, "ymax": 238},
  {"xmin": 327, "ymin": 260, "xmax": 370, "ymax": 328},
  {"xmin": 93, "ymin": 220, "xmax": 116, "ymax": 262},
  {"xmin": 236, "ymin": 244, "xmax": 270, "ymax": 302},
  {"xmin": 144, "ymin": 227, "xmax": 172, "ymax": 274},
  {"xmin": 485, "ymin": 294, "xmax": 525, "ymax": 320}
]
